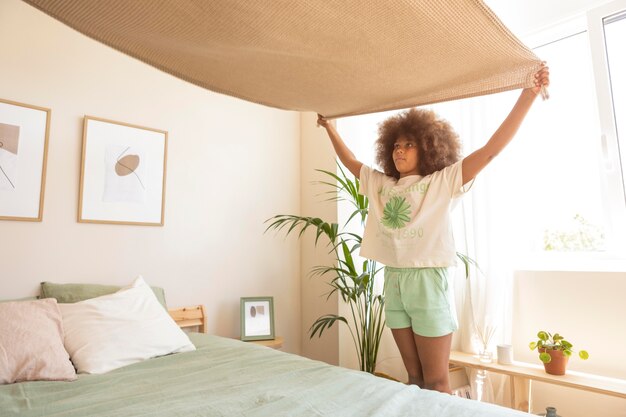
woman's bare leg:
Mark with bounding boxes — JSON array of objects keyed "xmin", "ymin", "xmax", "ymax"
[
  {"xmin": 413, "ymin": 332, "xmax": 452, "ymax": 393},
  {"xmin": 391, "ymin": 327, "xmax": 424, "ymax": 386}
]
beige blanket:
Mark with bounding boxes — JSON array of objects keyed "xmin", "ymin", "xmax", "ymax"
[{"xmin": 23, "ymin": 0, "xmax": 541, "ymax": 118}]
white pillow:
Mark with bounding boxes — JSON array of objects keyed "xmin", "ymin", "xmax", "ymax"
[{"xmin": 59, "ymin": 276, "xmax": 195, "ymax": 374}]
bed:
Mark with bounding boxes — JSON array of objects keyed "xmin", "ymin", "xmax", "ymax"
[
  {"xmin": 0, "ymin": 290, "xmax": 529, "ymax": 417},
  {"xmin": 1, "ymin": 329, "xmax": 531, "ymax": 417}
]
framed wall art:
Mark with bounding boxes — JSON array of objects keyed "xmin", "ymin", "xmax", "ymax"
[
  {"xmin": 240, "ymin": 296, "xmax": 275, "ymax": 341},
  {"xmin": 78, "ymin": 116, "xmax": 167, "ymax": 226},
  {"xmin": 0, "ymin": 98, "xmax": 50, "ymax": 222}
]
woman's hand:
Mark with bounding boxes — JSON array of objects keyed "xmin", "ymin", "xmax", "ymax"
[
  {"xmin": 317, "ymin": 114, "xmax": 330, "ymax": 129},
  {"xmin": 527, "ymin": 63, "xmax": 550, "ymax": 97}
]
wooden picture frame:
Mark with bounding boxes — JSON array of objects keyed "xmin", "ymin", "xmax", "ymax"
[
  {"xmin": 78, "ymin": 116, "xmax": 167, "ymax": 226},
  {"xmin": 240, "ymin": 296, "xmax": 275, "ymax": 341},
  {"xmin": 0, "ymin": 98, "xmax": 50, "ymax": 221}
]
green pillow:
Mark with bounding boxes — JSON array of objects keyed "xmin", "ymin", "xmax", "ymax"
[
  {"xmin": 39, "ymin": 282, "xmax": 167, "ymax": 309},
  {"xmin": 0, "ymin": 296, "xmax": 38, "ymax": 303}
]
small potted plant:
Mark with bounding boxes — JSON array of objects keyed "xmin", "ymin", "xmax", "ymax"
[{"xmin": 529, "ymin": 331, "xmax": 589, "ymax": 375}]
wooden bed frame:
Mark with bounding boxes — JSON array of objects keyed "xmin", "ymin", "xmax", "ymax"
[{"xmin": 168, "ymin": 305, "xmax": 206, "ymax": 333}]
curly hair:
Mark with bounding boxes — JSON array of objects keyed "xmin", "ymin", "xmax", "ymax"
[{"xmin": 375, "ymin": 108, "xmax": 462, "ymax": 179}]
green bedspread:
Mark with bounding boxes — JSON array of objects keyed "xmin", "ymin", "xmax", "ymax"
[{"xmin": 0, "ymin": 333, "xmax": 526, "ymax": 416}]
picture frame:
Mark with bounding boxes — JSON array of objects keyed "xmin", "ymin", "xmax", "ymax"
[
  {"xmin": 0, "ymin": 98, "xmax": 50, "ymax": 222},
  {"xmin": 240, "ymin": 296, "xmax": 275, "ymax": 341},
  {"xmin": 78, "ymin": 116, "xmax": 168, "ymax": 226}
]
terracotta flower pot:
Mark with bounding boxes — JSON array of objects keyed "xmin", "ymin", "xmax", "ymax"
[{"xmin": 539, "ymin": 348, "xmax": 569, "ymax": 375}]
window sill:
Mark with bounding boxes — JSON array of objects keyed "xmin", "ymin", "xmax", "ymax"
[{"xmin": 513, "ymin": 253, "xmax": 626, "ymax": 273}]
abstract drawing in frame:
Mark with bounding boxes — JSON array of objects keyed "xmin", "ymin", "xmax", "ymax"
[
  {"xmin": 240, "ymin": 297, "xmax": 275, "ymax": 341},
  {"xmin": 0, "ymin": 98, "xmax": 50, "ymax": 222},
  {"xmin": 79, "ymin": 116, "xmax": 167, "ymax": 226}
]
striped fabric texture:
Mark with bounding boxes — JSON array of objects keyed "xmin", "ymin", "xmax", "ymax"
[{"xmin": 23, "ymin": 0, "xmax": 542, "ymax": 118}]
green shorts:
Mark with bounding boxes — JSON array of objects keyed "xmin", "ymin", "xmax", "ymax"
[{"xmin": 383, "ymin": 266, "xmax": 458, "ymax": 337}]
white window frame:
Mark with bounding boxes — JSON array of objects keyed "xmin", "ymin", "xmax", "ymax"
[
  {"xmin": 588, "ymin": 0, "xmax": 626, "ymax": 258},
  {"xmin": 513, "ymin": 15, "xmax": 626, "ymax": 266},
  {"xmin": 487, "ymin": 7, "xmax": 626, "ymax": 266}
]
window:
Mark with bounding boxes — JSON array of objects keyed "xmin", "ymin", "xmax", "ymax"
[
  {"xmin": 431, "ymin": 28, "xmax": 612, "ymax": 259},
  {"xmin": 603, "ymin": 13, "xmax": 626, "ymax": 187},
  {"xmin": 337, "ymin": 1, "xmax": 626, "ymax": 262},
  {"xmin": 516, "ymin": 30, "xmax": 606, "ymax": 254},
  {"xmin": 589, "ymin": 0, "xmax": 626, "ymax": 256}
]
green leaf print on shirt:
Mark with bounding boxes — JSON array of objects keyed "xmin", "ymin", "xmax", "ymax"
[{"xmin": 381, "ymin": 196, "xmax": 411, "ymax": 229}]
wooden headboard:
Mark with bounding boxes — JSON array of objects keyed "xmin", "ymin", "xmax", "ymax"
[{"xmin": 168, "ymin": 305, "xmax": 206, "ymax": 333}]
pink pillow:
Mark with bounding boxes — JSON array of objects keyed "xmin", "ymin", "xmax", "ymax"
[{"xmin": 0, "ymin": 298, "xmax": 76, "ymax": 384}]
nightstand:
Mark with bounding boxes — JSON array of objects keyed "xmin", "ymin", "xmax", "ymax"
[{"xmin": 248, "ymin": 336, "xmax": 283, "ymax": 349}]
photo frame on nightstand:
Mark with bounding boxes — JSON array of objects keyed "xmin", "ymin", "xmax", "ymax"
[{"xmin": 240, "ymin": 296, "xmax": 274, "ymax": 341}]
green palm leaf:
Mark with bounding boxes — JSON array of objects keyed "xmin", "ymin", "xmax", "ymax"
[{"xmin": 310, "ymin": 315, "xmax": 349, "ymax": 338}]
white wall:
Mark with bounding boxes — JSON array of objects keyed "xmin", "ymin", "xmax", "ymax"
[
  {"xmin": 514, "ymin": 270, "xmax": 626, "ymax": 416},
  {"xmin": 0, "ymin": 0, "xmax": 302, "ymax": 353},
  {"xmin": 486, "ymin": 0, "xmax": 615, "ymax": 37},
  {"xmin": 298, "ymin": 113, "xmax": 339, "ymax": 364}
]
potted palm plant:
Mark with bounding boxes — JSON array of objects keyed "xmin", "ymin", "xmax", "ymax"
[
  {"xmin": 265, "ymin": 165, "xmax": 384, "ymax": 374},
  {"xmin": 529, "ymin": 331, "xmax": 589, "ymax": 375}
]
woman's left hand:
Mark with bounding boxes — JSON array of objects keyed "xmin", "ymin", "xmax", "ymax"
[{"xmin": 528, "ymin": 62, "xmax": 550, "ymax": 96}]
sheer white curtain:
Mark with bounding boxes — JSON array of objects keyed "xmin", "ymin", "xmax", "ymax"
[{"xmin": 436, "ymin": 92, "xmax": 522, "ymax": 405}]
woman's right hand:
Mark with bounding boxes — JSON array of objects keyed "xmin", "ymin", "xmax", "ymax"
[
  {"xmin": 316, "ymin": 113, "xmax": 362, "ymax": 178},
  {"xmin": 317, "ymin": 114, "xmax": 330, "ymax": 129}
]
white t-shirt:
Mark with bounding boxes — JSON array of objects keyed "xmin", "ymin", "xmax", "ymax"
[{"xmin": 358, "ymin": 160, "xmax": 466, "ymax": 268}]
